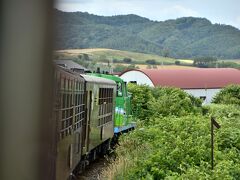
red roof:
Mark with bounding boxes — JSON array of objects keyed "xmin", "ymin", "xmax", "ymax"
[{"xmin": 121, "ymin": 68, "xmax": 240, "ymax": 89}]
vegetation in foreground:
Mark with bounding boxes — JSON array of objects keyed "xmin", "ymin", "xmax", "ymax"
[{"xmin": 102, "ymin": 85, "xmax": 240, "ymax": 179}]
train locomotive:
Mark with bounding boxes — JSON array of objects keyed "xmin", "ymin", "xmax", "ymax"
[{"xmin": 53, "ymin": 65, "xmax": 135, "ymax": 180}]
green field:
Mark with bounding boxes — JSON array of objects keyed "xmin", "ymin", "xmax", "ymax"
[
  {"xmin": 220, "ymin": 59, "xmax": 240, "ymax": 64},
  {"xmin": 55, "ymin": 48, "xmax": 183, "ymax": 65},
  {"xmin": 55, "ymin": 48, "xmax": 240, "ymax": 71}
]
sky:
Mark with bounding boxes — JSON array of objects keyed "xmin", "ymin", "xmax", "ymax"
[{"xmin": 55, "ymin": 0, "xmax": 240, "ymax": 29}]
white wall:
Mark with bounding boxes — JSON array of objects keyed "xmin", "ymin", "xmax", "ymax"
[
  {"xmin": 184, "ymin": 88, "xmax": 221, "ymax": 104},
  {"xmin": 120, "ymin": 71, "xmax": 154, "ymax": 86}
]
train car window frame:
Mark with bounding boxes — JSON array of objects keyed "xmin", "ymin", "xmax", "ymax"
[{"xmin": 98, "ymin": 87, "xmax": 114, "ymax": 127}]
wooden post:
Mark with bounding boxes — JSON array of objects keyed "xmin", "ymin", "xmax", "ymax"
[{"xmin": 211, "ymin": 117, "xmax": 221, "ymax": 170}]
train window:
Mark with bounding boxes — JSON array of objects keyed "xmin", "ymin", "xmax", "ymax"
[
  {"xmin": 117, "ymin": 82, "xmax": 123, "ymax": 96},
  {"xmin": 73, "ymin": 80, "xmax": 85, "ymax": 131},
  {"xmin": 57, "ymin": 75, "xmax": 85, "ymax": 139},
  {"xmin": 99, "ymin": 88, "xmax": 113, "ymax": 105},
  {"xmin": 98, "ymin": 88, "xmax": 114, "ymax": 127}
]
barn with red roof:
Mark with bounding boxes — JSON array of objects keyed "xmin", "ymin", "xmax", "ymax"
[{"xmin": 120, "ymin": 68, "xmax": 240, "ymax": 104}]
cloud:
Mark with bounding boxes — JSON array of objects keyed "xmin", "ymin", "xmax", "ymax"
[
  {"xmin": 54, "ymin": 0, "xmax": 239, "ymax": 28},
  {"xmin": 169, "ymin": 5, "xmax": 199, "ymax": 17},
  {"xmin": 229, "ymin": 16, "xmax": 240, "ymax": 29}
]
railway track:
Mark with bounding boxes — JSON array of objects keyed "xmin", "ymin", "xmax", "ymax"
[{"xmin": 77, "ymin": 157, "xmax": 110, "ymax": 180}]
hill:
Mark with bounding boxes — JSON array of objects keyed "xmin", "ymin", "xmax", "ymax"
[
  {"xmin": 55, "ymin": 48, "xmax": 195, "ymax": 72},
  {"xmin": 55, "ymin": 9, "xmax": 240, "ymax": 59},
  {"xmin": 56, "ymin": 48, "xmax": 177, "ymax": 64}
]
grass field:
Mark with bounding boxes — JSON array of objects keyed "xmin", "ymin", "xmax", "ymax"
[
  {"xmin": 220, "ymin": 59, "xmax": 240, "ymax": 64},
  {"xmin": 178, "ymin": 59, "xmax": 193, "ymax": 64},
  {"xmin": 55, "ymin": 49, "xmax": 240, "ymax": 67},
  {"xmin": 119, "ymin": 63, "xmax": 196, "ymax": 69},
  {"xmin": 56, "ymin": 48, "xmax": 179, "ymax": 64}
]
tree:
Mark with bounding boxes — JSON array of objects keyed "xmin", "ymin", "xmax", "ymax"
[
  {"xmin": 212, "ymin": 85, "xmax": 240, "ymax": 105},
  {"xmin": 78, "ymin": 53, "xmax": 91, "ymax": 61},
  {"xmin": 82, "ymin": 53, "xmax": 90, "ymax": 61},
  {"xmin": 146, "ymin": 59, "xmax": 156, "ymax": 65},
  {"xmin": 113, "ymin": 58, "xmax": 120, "ymax": 63},
  {"xmin": 113, "ymin": 64, "xmax": 127, "ymax": 72},
  {"xmin": 123, "ymin": 57, "xmax": 132, "ymax": 64},
  {"xmin": 163, "ymin": 49, "xmax": 170, "ymax": 57},
  {"xmin": 127, "ymin": 64, "xmax": 138, "ymax": 69},
  {"xmin": 193, "ymin": 57, "xmax": 217, "ymax": 68},
  {"xmin": 175, "ymin": 60, "xmax": 181, "ymax": 65}
]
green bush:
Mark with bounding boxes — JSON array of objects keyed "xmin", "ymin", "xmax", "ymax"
[
  {"xmin": 102, "ymin": 83, "xmax": 240, "ymax": 179},
  {"xmin": 150, "ymin": 87, "xmax": 202, "ymax": 117},
  {"xmin": 105, "ymin": 104, "xmax": 240, "ymax": 179},
  {"xmin": 127, "ymin": 84, "xmax": 202, "ymax": 119},
  {"xmin": 127, "ymin": 84, "xmax": 154, "ymax": 120},
  {"xmin": 212, "ymin": 85, "xmax": 240, "ymax": 105}
]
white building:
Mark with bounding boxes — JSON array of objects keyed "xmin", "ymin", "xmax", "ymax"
[{"xmin": 120, "ymin": 68, "xmax": 240, "ymax": 104}]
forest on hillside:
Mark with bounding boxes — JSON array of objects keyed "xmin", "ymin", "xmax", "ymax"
[{"xmin": 55, "ymin": 9, "xmax": 240, "ymax": 59}]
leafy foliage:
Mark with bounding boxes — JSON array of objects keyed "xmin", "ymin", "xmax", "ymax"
[
  {"xmin": 193, "ymin": 56, "xmax": 218, "ymax": 68},
  {"xmin": 217, "ymin": 61, "xmax": 240, "ymax": 69},
  {"xmin": 103, "ymin": 104, "xmax": 240, "ymax": 179},
  {"xmin": 151, "ymin": 87, "xmax": 202, "ymax": 117},
  {"xmin": 102, "ymin": 85, "xmax": 240, "ymax": 179},
  {"xmin": 212, "ymin": 85, "xmax": 240, "ymax": 105},
  {"xmin": 127, "ymin": 84, "xmax": 202, "ymax": 119},
  {"xmin": 55, "ymin": 10, "xmax": 240, "ymax": 59},
  {"xmin": 123, "ymin": 57, "xmax": 132, "ymax": 64},
  {"xmin": 175, "ymin": 60, "xmax": 181, "ymax": 65},
  {"xmin": 113, "ymin": 64, "xmax": 139, "ymax": 73},
  {"xmin": 127, "ymin": 84, "xmax": 154, "ymax": 120},
  {"xmin": 146, "ymin": 59, "xmax": 157, "ymax": 65}
]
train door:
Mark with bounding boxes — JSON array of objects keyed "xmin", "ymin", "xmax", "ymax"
[
  {"xmin": 86, "ymin": 90, "xmax": 92, "ymax": 151},
  {"xmin": 83, "ymin": 89, "xmax": 92, "ymax": 153}
]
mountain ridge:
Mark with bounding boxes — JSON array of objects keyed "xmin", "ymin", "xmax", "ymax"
[{"xmin": 55, "ymin": 9, "xmax": 240, "ymax": 59}]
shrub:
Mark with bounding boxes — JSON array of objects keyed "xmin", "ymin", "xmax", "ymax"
[
  {"xmin": 123, "ymin": 58, "xmax": 132, "ymax": 64},
  {"xmin": 102, "ymin": 104, "xmax": 240, "ymax": 179},
  {"xmin": 212, "ymin": 85, "xmax": 240, "ymax": 105},
  {"xmin": 127, "ymin": 84, "xmax": 202, "ymax": 119},
  {"xmin": 175, "ymin": 60, "xmax": 181, "ymax": 65},
  {"xmin": 146, "ymin": 59, "xmax": 156, "ymax": 65},
  {"xmin": 102, "ymin": 83, "xmax": 240, "ymax": 179},
  {"xmin": 127, "ymin": 84, "xmax": 154, "ymax": 120}
]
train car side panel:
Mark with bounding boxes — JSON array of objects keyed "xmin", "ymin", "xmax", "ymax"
[
  {"xmin": 53, "ymin": 67, "xmax": 85, "ymax": 180},
  {"xmin": 82, "ymin": 75, "xmax": 116, "ymax": 152}
]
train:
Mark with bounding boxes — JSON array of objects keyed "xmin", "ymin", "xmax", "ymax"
[{"xmin": 53, "ymin": 65, "xmax": 135, "ymax": 180}]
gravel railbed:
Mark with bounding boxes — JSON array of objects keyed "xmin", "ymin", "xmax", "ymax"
[{"xmin": 77, "ymin": 157, "xmax": 110, "ymax": 180}]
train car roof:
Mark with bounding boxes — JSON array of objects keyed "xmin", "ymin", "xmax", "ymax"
[
  {"xmin": 55, "ymin": 65, "xmax": 85, "ymax": 80},
  {"xmin": 81, "ymin": 74, "xmax": 116, "ymax": 85},
  {"xmin": 88, "ymin": 73, "xmax": 124, "ymax": 83}
]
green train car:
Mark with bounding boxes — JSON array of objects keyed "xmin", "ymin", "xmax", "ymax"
[{"xmin": 89, "ymin": 73, "xmax": 136, "ymax": 134}]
